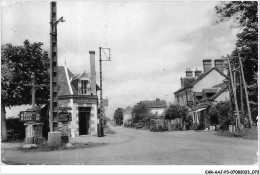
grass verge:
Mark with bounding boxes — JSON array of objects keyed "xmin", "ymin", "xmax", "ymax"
[
  {"xmin": 18, "ymin": 142, "xmax": 107, "ymax": 152},
  {"xmin": 216, "ymin": 126, "xmax": 258, "ymax": 140}
]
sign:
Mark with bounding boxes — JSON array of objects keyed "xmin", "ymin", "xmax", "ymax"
[
  {"xmin": 20, "ymin": 111, "xmax": 41, "ymax": 122},
  {"xmin": 74, "ymin": 98, "xmax": 97, "ymax": 104},
  {"xmin": 101, "ymin": 99, "xmax": 109, "ymax": 107},
  {"xmin": 58, "ymin": 107, "xmax": 72, "ymax": 111},
  {"xmin": 58, "ymin": 113, "xmax": 72, "ymax": 123}
]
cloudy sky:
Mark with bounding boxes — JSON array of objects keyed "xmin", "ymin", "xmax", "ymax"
[{"xmin": 2, "ymin": 1, "xmax": 237, "ymax": 118}]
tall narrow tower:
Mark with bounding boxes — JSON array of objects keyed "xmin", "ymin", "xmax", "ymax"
[{"xmin": 50, "ymin": 1, "xmax": 58, "ymax": 131}]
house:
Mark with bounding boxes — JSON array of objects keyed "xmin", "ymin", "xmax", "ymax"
[
  {"xmin": 140, "ymin": 98, "xmax": 167, "ymax": 116},
  {"xmin": 123, "ymin": 106, "xmax": 132, "ymax": 125},
  {"xmin": 174, "ymin": 59, "xmax": 230, "ymax": 129},
  {"xmin": 57, "ymin": 51, "xmax": 99, "ymax": 137}
]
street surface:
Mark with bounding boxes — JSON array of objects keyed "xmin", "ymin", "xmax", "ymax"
[{"xmin": 1, "ymin": 124, "xmax": 258, "ymax": 165}]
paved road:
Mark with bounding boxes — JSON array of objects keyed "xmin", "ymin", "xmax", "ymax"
[{"xmin": 1, "ymin": 125, "xmax": 258, "ymax": 165}]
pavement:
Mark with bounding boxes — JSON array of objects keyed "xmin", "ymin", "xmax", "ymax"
[{"xmin": 1, "ymin": 124, "xmax": 258, "ymax": 165}]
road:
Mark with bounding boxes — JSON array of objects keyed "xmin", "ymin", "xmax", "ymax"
[{"xmin": 1, "ymin": 125, "xmax": 258, "ymax": 165}]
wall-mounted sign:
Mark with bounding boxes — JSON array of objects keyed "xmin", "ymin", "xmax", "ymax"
[
  {"xmin": 74, "ymin": 98, "xmax": 97, "ymax": 104},
  {"xmin": 58, "ymin": 113, "xmax": 72, "ymax": 123},
  {"xmin": 58, "ymin": 107, "xmax": 72, "ymax": 111},
  {"xmin": 20, "ymin": 111, "xmax": 41, "ymax": 122}
]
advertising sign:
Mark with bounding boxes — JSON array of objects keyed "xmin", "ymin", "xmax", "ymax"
[
  {"xmin": 20, "ymin": 111, "xmax": 41, "ymax": 122},
  {"xmin": 58, "ymin": 113, "xmax": 72, "ymax": 123}
]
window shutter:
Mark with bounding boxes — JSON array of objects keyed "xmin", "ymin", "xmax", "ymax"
[{"xmin": 78, "ymin": 80, "xmax": 82, "ymax": 95}]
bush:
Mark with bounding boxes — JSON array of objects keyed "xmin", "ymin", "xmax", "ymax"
[
  {"xmin": 220, "ymin": 119, "xmax": 232, "ymax": 131},
  {"xmin": 184, "ymin": 114, "xmax": 193, "ymax": 130},
  {"xmin": 165, "ymin": 104, "xmax": 188, "ymax": 120},
  {"xmin": 209, "ymin": 101, "xmax": 231, "ymax": 128}
]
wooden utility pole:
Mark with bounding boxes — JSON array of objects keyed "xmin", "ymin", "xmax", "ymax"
[
  {"xmin": 238, "ymin": 57, "xmax": 253, "ymax": 128},
  {"xmin": 239, "ymin": 69, "xmax": 245, "ymax": 122},
  {"xmin": 227, "ymin": 58, "xmax": 241, "ymax": 131},
  {"xmin": 227, "ymin": 68, "xmax": 233, "ymax": 119}
]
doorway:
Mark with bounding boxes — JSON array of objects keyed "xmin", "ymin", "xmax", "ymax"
[{"xmin": 78, "ymin": 107, "xmax": 91, "ymax": 135}]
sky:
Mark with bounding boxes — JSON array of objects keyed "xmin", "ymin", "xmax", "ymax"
[{"xmin": 1, "ymin": 1, "xmax": 237, "ymax": 118}]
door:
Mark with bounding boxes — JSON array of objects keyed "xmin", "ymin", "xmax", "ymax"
[{"xmin": 78, "ymin": 107, "xmax": 91, "ymax": 135}]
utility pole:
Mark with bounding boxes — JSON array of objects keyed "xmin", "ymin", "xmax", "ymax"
[
  {"xmin": 227, "ymin": 69, "xmax": 233, "ymax": 119},
  {"xmin": 99, "ymin": 47, "xmax": 111, "ymax": 137},
  {"xmin": 239, "ymin": 69, "xmax": 245, "ymax": 123},
  {"xmin": 227, "ymin": 58, "xmax": 241, "ymax": 131},
  {"xmin": 50, "ymin": 1, "xmax": 65, "ymax": 132},
  {"xmin": 238, "ymin": 56, "xmax": 253, "ymax": 128}
]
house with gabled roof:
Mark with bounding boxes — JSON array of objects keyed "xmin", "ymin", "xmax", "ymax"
[
  {"xmin": 57, "ymin": 51, "xmax": 100, "ymax": 137},
  {"xmin": 174, "ymin": 59, "xmax": 230, "ymax": 129},
  {"xmin": 140, "ymin": 98, "xmax": 167, "ymax": 116}
]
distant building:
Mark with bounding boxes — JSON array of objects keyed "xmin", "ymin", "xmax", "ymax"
[
  {"xmin": 123, "ymin": 106, "xmax": 132, "ymax": 124},
  {"xmin": 174, "ymin": 59, "xmax": 230, "ymax": 128},
  {"xmin": 57, "ymin": 51, "xmax": 99, "ymax": 137},
  {"xmin": 140, "ymin": 98, "xmax": 167, "ymax": 116}
]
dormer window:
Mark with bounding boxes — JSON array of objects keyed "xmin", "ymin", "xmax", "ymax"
[{"xmin": 81, "ymin": 80, "xmax": 88, "ymax": 94}]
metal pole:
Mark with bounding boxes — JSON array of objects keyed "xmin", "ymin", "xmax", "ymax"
[
  {"xmin": 99, "ymin": 47, "xmax": 103, "ymax": 136},
  {"xmin": 227, "ymin": 58, "xmax": 241, "ymax": 131},
  {"xmin": 32, "ymin": 72, "xmax": 35, "ymax": 110},
  {"xmin": 99, "ymin": 47, "xmax": 103, "ymax": 118},
  {"xmin": 238, "ymin": 57, "xmax": 253, "ymax": 128}
]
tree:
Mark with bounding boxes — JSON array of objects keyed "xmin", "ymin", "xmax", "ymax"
[
  {"xmin": 215, "ymin": 2, "xmax": 258, "ymax": 124},
  {"xmin": 131, "ymin": 104, "xmax": 150, "ymax": 124},
  {"xmin": 1, "ymin": 40, "xmax": 49, "ymax": 142},
  {"xmin": 113, "ymin": 108, "xmax": 124, "ymax": 126},
  {"xmin": 165, "ymin": 104, "xmax": 188, "ymax": 121}
]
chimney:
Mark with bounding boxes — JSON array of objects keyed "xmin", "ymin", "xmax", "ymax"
[
  {"xmin": 89, "ymin": 51, "xmax": 96, "ymax": 95},
  {"xmin": 195, "ymin": 69, "xmax": 202, "ymax": 77},
  {"xmin": 180, "ymin": 77, "xmax": 184, "ymax": 88},
  {"xmin": 156, "ymin": 98, "xmax": 160, "ymax": 103},
  {"xmin": 214, "ymin": 59, "xmax": 224, "ymax": 73},
  {"xmin": 185, "ymin": 68, "xmax": 193, "ymax": 77},
  {"xmin": 203, "ymin": 59, "xmax": 212, "ymax": 73}
]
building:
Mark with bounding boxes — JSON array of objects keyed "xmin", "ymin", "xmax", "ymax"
[
  {"xmin": 140, "ymin": 98, "xmax": 167, "ymax": 116},
  {"xmin": 123, "ymin": 106, "xmax": 133, "ymax": 125},
  {"xmin": 57, "ymin": 51, "xmax": 99, "ymax": 137},
  {"xmin": 174, "ymin": 59, "xmax": 230, "ymax": 128}
]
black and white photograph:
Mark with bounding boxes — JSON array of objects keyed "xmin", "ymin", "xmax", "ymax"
[{"xmin": 1, "ymin": 0, "xmax": 259, "ymax": 174}]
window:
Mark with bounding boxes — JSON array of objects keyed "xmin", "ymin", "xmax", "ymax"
[{"xmin": 81, "ymin": 80, "xmax": 88, "ymax": 94}]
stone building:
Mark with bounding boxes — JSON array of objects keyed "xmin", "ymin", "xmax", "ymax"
[
  {"xmin": 57, "ymin": 51, "xmax": 99, "ymax": 137},
  {"xmin": 140, "ymin": 98, "xmax": 167, "ymax": 116},
  {"xmin": 174, "ymin": 59, "xmax": 230, "ymax": 128}
]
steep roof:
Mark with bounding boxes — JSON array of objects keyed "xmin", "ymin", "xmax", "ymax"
[
  {"xmin": 174, "ymin": 67, "xmax": 227, "ymax": 94},
  {"xmin": 58, "ymin": 66, "xmax": 78, "ymax": 96},
  {"xmin": 140, "ymin": 99, "xmax": 167, "ymax": 108}
]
